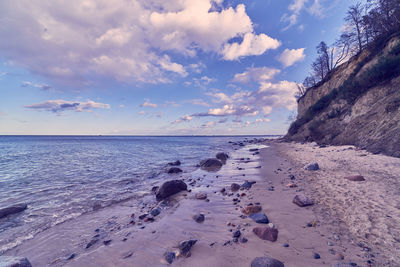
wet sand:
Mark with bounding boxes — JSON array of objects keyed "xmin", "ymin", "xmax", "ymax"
[{"xmin": 5, "ymin": 140, "xmax": 397, "ymax": 266}]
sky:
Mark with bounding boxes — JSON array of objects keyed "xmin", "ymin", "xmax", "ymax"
[{"xmin": 0, "ymin": 0, "xmax": 358, "ymax": 135}]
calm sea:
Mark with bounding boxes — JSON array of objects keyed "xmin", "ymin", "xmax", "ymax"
[{"xmin": 0, "ymin": 135, "xmax": 275, "ymax": 252}]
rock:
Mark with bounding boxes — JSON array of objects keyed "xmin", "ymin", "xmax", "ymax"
[
  {"xmin": 195, "ymin": 193, "xmax": 207, "ymax": 200},
  {"xmin": 0, "ymin": 256, "xmax": 32, "ymax": 267},
  {"xmin": 233, "ymin": 230, "xmax": 241, "ymax": 238},
  {"xmin": 168, "ymin": 160, "xmax": 181, "ymax": 166},
  {"xmin": 250, "ymin": 256, "xmax": 284, "ymax": 267},
  {"xmin": 199, "ymin": 158, "xmax": 223, "ymax": 171},
  {"xmin": 168, "ymin": 167, "xmax": 183, "ymax": 174},
  {"xmin": 332, "ymin": 263, "xmax": 355, "ymax": 267},
  {"xmin": 283, "ymin": 243, "xmax": 289, "ymax": 247},
  {"xmin": 139, "ymin": 214, "xmax": 148, "ymax": 220},
  {"xmin": 151, "ymin": 186, "xmax": 159, "ymax": 194},
  {"xmin": 249, "ymin": 213, "xmax": 269, "ymax": 224},
  {"xmin": 0, "ymin": 203, "xmax": 28, "ymax": 219},
  {"xmin": 66, "ymin": 254, "xmax": 76, "ymax": 260},
  {"xmin": 241, "ymin": 180, "xmax": 256, "ymax": 189},
  {"xmin": 313, "ymin": 253, "xmax": 321, "ymax": 259},
  {"xmin": 86, "ymin": 237, "xmax": 99, "ymax": 249},
  {"xmin": 103, "ymin": 239, "xmax": 112, "ymax": 245},
  {"xmin": 304, "ymin": 162, "xmax": 319, "ymax": 171},
  {"xmin": 216, "ymin": 152, "xmax": 229, "ymax": 164},
  {"xmin": 242, "ymin": 205, "xmax": 262, "ymax": 215},
  {"xmin": 193, "ymin": 214, "xmax": 205, "ymax": 223},
  {"xmin": 293, "ymin": 195, "xmax": 314, "ymax": 207},
  {"xmin": 150, "ymin": 208, "xmax": 161, "ymax": 217},
  {"xmin": 122, "ymin": 251, "xmax": 134, "ymax": 259},
  {"xmin": 249, "ymin": 148, "xmax": 259, "ymax": 152},
  {"xmin": 289, "ymin": 174, "xmax": 295, "ymax": 180},
  {"xmin": 156, "ymin": 180, "xmax": 188, "ymax": 200},
  {"xmin": 344, "ymin": 175, "xmax": 365, "ymax": 181},
  {"xmin": 253, "ymin": 226, "xmax": 278, "ymax": 242},
  {"xmin": 178, "ymin": 239, "xmax": 197, "ymax": 257},
  {"xmin": 241, "ymin": 237, "xmax": 248, "ymax": 243},
  {"xmin": 164, "ymin": 252, "xmax": 176, "ymax": 264},
  {"xmin": 231, "ymin": 183, "xmax": 241, "ymax": 192}
]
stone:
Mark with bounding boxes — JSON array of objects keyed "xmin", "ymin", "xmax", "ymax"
[
  {"xmin": 139, "ymin": 214, "xmax": 148, "ymax": 220},
  {"xmin": 253, "ymin": 226, "xmax": 278, "ymax": 242},
  {"xmin": 293, "ymin": 195, "xmax": 314, "ymax": 207},
  {"xmin": 168, "ymin": 160, "xmax": 181, "ymax": 166},
  {"xmin": 199, "ymin": 158, "xmax": 223, "ymax": 171},
  {"xmin": 86, "ymin": 237, "xmax": 99, "ymax": 249},
  {"xmin": 195, "ymin": 193, "xmax": 207, "ymax": 200},
  {"xmin": 344, "ymin": 175, "xmax": 365, "ymax": 181},
  {"xmin": 193, "ymin": 214, "xmax": 205, "ymax": 223},
  {"xmin": 122, "ymin": 251, "xmax": 134, "ymax": 259},
  {"xmin": 332, "ymin": 263, "xmax": 355, "ymax": 267},
  {"xmin": 216, "ymin": 152, "xmax": 229, "ymax": 164},
  {"xmin": 250, "ymin": 256, "xmax": 284, "ymax": 267},
  {"xmin": 241, "ymin": 180, "xmax": 256, "ymax": 189},
  {"xmin": 283, "ymin": 243, "xmax": 289, "ymax": 247},
  {"xmin": 242, "ymin": 205, "xmax": 262, "ymax": 215},
  {"xmin": 233, "ymin": 230, "xmax": 241, "ymax": 238},
  {"xmin": 313, "ymin": 253, "xmax": 321, "ymax": 259},
  {"xmin": 304, "ymin": 163, "xmax": 319, "ymax": 171},
  {"xmin": 289, "ymin": 174, "xmax": 295, "ymax": 180},
  {"xmin": 168, "ymin": 167, "xmax": 182, "ymax": 174},
  {"xmin": 178, "ymin": 239, "xmax": 197, "ymax": 257},
  {"xmin": 0, "ymin": 256, "xmax": 32, "ymax": 267},
  {"xmin": 249, "ymin": 213, "xmax": 269, "ymax": 224},
  {"xmin": 103, "ymin": 239, "xmax": 112, "ymax": 245},
  {"xmin": 156, "ymin": 180, "xmax": 188, "ymax": 200},
  {"xmin": 231, "ymin": 183, "xmax": 241, "ymax": 192},
  {"xmin": 0, "ymin": 203, "xmax": 28, "ymax": 219},
  {"xmin": 249, "ymin": 148, "xmax": 259, "ymax": 152},
  {"xmin": 241, "ymin": 237, "xmax": 248, "ymax": 243},
  {"xmin": 164, "ymin": 252, "xmax": 176, "ymax": 264},
  {"xmin": 150, "ymin": 208, "xmax": 161, "ymax": 217}
]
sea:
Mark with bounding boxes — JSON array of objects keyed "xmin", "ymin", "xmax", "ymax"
[{"xmin": 0, "ymin": 135, "xmax": 276, "ymax": 253}]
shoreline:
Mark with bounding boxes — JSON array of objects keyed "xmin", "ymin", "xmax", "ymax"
[{"xmin": 3, "ymin": 140, "xmax": 398, "ymax": 266}]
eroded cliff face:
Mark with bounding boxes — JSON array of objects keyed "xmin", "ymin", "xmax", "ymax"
[{"xmin": 287, "ymin": 36, "xmax": 400, "ymax": 157}]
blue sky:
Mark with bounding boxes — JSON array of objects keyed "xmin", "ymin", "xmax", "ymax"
[{"xmin": 0, "ymin": 0, "xmax": 357, "ymax": 135}]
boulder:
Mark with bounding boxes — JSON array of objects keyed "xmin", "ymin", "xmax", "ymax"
[
  {"xmin": 178, "ymin": 239, "xmax": 197, "ymax": 257},
  {"xmin": 167, "ymin": 160, "xmax": 181, "ymax": 166},
  {"xmin": 242, "ymin": 205, "xmax": 262, "ymax": 215},
  {"xmin": 293, "ymin": 195, "xmax": 314, "ymax": 207},
  {"xmin": 0, "ymin": 256, "xmax": 32, "ymax": 267},
  {"xmin": 304, "ymin": 162, "xmax": 319, "ymax": 171},
  {"xmin": 0, "ymin": 204, "xmax": 28, "ymax": 219},
  {"xmin": 167, "ymin": 167, "xmax": 182, "ymax": 174},
  {"xmin": 195, "ymin": 193, "xmax": 207, "ymax": 200},
  {"xmin": 156, "ymin": 180, "xmax": 188, "ymax": 200},
  {"xmin": 241, "ymin": 180, "xmax": 256, "ymax": 189},
  {"xmin": 200, "ymin": 158, "xmax": 223, "ymax": 171},
  {"xmin": 231, "ymin": 183, "xmax": 241, "ymax": 192},
  {"xmin": 344, "ymin": 175, "xmax": 365, "ymax": 181},
  {"xmin": 253, "ymin": 226, "xmax": 278, "ymax": 242},
  {"xmin": 250, "ymin": 257, "xmax": 284, "ymax": 267},
  {"xmin": 216, "ymin": 152, "xmax": 229, "ymax": 164},
  {"xmin": 249, "ymin": 213, "xmax": 269, "ymax": 224}
]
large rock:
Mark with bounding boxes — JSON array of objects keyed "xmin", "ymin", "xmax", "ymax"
[
  {"xmin": 0, "ymin": 204, "xmax": 28, "ymax": 219},
  {"xmin": 178, "ymin": 239, "xmax": 197, "ymax": 257},
  {"xmin": 251, "ymin": 257, "xmax": 284, "ymax": 267},
  {"xmin": 242, "ymin": 205, "xmax": 262, "ymax": 215},
  {"xmin": 303, "ymin": 162, "xmax": 319, "ymax": 171},
  {"xmin": 293, "ymin": 195, "xmax": 314, "ymax": 207},
  {"xmin": 167, "ymin": 167, "xmax": 182, "ymax": 174},
  {"xmin": 216, "ymin": 152, "xmax": 229, "ymax": 164},
  {"xmin": 344, "ymin": 175, "xmax": 365, "ymax": 181},
  {"xmin": 156, "ymin": 180, "xmax": 187, "ymax": 200},
  {"xmin": 249, "ymin": 213, "xmax": 269, "ymax": 224},
  {"xmin": 200, "ymin": 158, "xmax": 223, "ymax": 171},
  {"xmin": 253, "ymin": 226, "xmax": 278, "ymax": 242},
  {"xmin": 0, "ymin": 256, "xmax": 32, "ymax": 267}
]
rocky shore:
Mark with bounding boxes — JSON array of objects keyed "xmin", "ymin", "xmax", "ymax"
[{"xmin": 2, "ymin": 139, "xmax": 399, "ymax": 266}]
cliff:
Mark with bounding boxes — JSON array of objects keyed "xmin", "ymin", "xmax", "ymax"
[{"xmin": 286, "ymin": 33, "xmax": 400, "ymax": 157}]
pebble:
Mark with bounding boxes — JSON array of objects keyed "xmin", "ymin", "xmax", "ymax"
[
  {"xmin": 241, "ymin": 237, "xmax": 248, "ymax": 243},
  {"xmin": 103, "ymin": 239, "xmax": 112, "ymax": 245},
  {"xmin": 193, "ymin": 214, "xmax": 205, "ymax": 223},
  {"xmin": 283, "ymin": 243, "xmax": 289, "ymax": 247},
  {"xmin": 313, "ymin": 253, "xmax": 321, "ymax": 259},
  {"xmin": 150, "ymin": 208, "xmax": 161, "ymax": 217},
  {"xmin": 164, "ymin": 252, "xmax": 175, "ymax": 264},
  {"xmin": 233, "ymin": 230, "xmax": 241, "ymax": 238}
]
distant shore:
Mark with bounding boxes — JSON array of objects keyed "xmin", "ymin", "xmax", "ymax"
[{"xmin": 3, "ymin": 140, "xmax": 399, "ymax": 266}]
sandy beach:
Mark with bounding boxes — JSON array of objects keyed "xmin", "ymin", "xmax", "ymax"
[{"xmin": 4, "ymin": 140, "xmax": 400, "ymax": 266}]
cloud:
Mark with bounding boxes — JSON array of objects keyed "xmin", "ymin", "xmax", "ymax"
[
  {"xmin": 278, "ymin": 48, "xmax": 306, "ymax": 67},
  {"xmin": 186, "ymin": 75, "xmax": 217, "ymax": 88},
  {"xmin": 172, "ymin": 114, "xmax": 194, "ymax": 124},
  {"xmin": 140, "ymin": 99, "xmax": 158, "ymax": 108},
  {"xmin": 221, "ymin": 33, "xmax": 280, "ymax": 60},
  {"xmin": 201, "ymin": 121, "xmax": 216, "ymax": 128},
  {"xmin": 0, "ymin": 0, "xmax": 279, "ymax": 85},
  {"xmin": 232, "ymin": 66, "xmax": 280, "ymax": 84},
  {"xmin": 186, "ymin": 99, "xmax": 210, "ymax": 107},
  {"xmin": 138, "ymin": 110, "xmax": 145, "ymax": 115},
  {"xmin": 25, "ymin": 99, "xmax": 110, "ymax": 113},
  {"xmin": 281, "ymin": 0, "xmax": 309, "ymax": 30},
  {"xmin": 21, "ymin": 81, "xmax": 52, "ymax": 90}
]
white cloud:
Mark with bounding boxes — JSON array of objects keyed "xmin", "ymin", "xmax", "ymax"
[
  {"xmin": 25, "ymin": 99, "xmax": 110, "ymax": 113},
  {"xmin": 172, "ymin": 114, "xmax": 194, "ymax": 124},
  {"xmin": 278, "ymin": 48, "xmax": 306, "ymax": 67},
  {"xmin": 138, "ymin": 110, "xmax": 145, "ymax": 115},
  {"xmin": 0, "ymin": 0, "xmax": 280, "ymax": 85},
  {"xmin": 232, "ymin": 66, "xmax": 280, "ymax": 84},
  {"xmin": 186, "ymin": 99, "xmax": 210, "ymax": 107},
  {"xmin": 140, "ymin": 99, "xmax": 158, "ymax": 108},
  {"xmin": 222, "ymin": 33, "xmax": 280, "ymax": 60}
]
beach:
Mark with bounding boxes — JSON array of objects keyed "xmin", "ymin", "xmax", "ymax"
[{"xmin": 2, "ymin": 139, "xmax": 400, "ymax": 266}]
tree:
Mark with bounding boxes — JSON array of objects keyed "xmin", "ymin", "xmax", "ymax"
[{"xmin": 345, "ymin": 2, "xmax": 365, "ymax": 53}]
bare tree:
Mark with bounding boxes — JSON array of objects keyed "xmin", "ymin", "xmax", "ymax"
[{"xmin": 345, "ymin": 2, "xmax": 365, "ymax": 53}]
